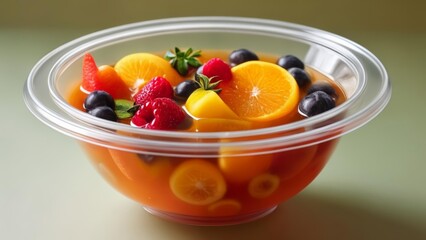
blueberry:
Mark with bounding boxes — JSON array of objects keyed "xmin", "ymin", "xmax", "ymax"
[
  {"xmin": 229, "ymin": 49, "xmax": 259, "ymax": 67},
  {"xmin": 174, "ymin": 79, "xmax": 200, "ymax": 99},
  {"xmin": 307, "ymin": 83, "xmax": 337, "ymax": 99},
  {"xmin": 288, "ymin": 67, "xmax": 311, "ymax": 88},
  {"xmin": 84, "ymin": 90, "xmax": 115, "ymax": 112},
  {"xmin": 88, "ymin": 106, "xmax": 118, "ymax": 122},
  {"xmin": 298, "ymin": 91, "xmax": 336, "ymax": 117},
  {"xmin": 277, "ymin": 55, "xmax": 304, "ymax": 70}
]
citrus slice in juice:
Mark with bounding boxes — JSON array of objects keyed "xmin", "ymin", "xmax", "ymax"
[
  {"xmin": 248, "ymin": 173, "xmax": 280, "ymax": 198},
  {"xmin": 220, "ymin": 61, "xmax": 299, "ymax": 121},
  {"xmin": 114, "ymin": 53, "xmax": 183, "ymax": 89},
  {"xmin": 208, "ymin": 199, "xmax": 242, "ymax": 216},
  {"xmin": 95, "ymin": 65, "xmax": 131, "ymax": 99},
  {"xmin": 169, "ymin": 159, "xmax": 227, "ymax": 206}
]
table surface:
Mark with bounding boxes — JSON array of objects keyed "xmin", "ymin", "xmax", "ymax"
[{"xmin": 1, "ymin": 27, "xmax": 425, "ymax": 240}]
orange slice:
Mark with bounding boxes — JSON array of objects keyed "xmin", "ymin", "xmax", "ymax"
[
  {"xmin": 220, "ymin": 61, "xmax": 299, "ymax": 121},
  {"xmin": 248, "ymin": 173, "xmax": 280, "ymax": 198},
  {"xmin": 114, "ymin": 53, "xmax": 183, "ymax": 89},
  {"xmin": 169, "ymin": 159, "xmax": 227, "ymax": 206},
  {"xmin": 208, "ymin": 199, "xmax": 242, "ymax": 216}
]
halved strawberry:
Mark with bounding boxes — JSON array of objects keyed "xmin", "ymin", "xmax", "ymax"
[{"xmin": 81, "ymin": 53, "xmax": 130, "ymax": 99}]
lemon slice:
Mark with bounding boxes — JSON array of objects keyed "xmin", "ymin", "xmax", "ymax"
[{"xmin": 248, "ymin": 173, "xmax": 280, "ymax": 198}]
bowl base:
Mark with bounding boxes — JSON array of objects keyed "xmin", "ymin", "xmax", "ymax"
[{"xmin": 143, "ymin": 205, "xmax": 278, "ymax": 226}]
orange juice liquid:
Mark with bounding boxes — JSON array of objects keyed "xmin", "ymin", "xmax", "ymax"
[{"xmin": 68, "ymin": 50, "xmax": 345, "ymax": 222}]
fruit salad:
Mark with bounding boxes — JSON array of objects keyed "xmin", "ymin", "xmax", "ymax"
[
  {"xmin": 70, "ymin": 48, "xmax": 344, "ymax": 131},
  {"xmin": 68, "ymin": 47, "xmax": 345, "ymax": 222}
]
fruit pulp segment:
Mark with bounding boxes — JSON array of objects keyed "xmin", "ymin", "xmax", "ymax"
[{"xmin": 221, "ymin": 61, "xmax": 300, "ymax": 121}]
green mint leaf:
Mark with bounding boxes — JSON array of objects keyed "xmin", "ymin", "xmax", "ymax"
[{"xmin": 114, "ymin": 99, "xmax": 137, "ymax": 119}]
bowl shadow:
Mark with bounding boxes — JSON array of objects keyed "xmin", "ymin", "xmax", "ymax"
[{"xmin": 127, "ymin": 192, "xmax": 426, "ymax": 240}]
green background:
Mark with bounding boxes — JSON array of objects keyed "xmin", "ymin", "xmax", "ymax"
[{"xmin": 1, "ymin": 0, "xmax": 425, "ymax": 239}]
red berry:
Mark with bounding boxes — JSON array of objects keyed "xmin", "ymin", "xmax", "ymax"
[
  {"xmin": 81, "ymin": 53, "xmax": 130, "ymax": 99},
  {"xmin": 202, "ymin": 58, "xmax": 232, "ymax": 82},
  {"xmin": 82, "ymin": 53, "xmax": 98, "ymax": 89},
  {"xmin": 131, "ymin": 98, "xmax": 185, "ymax": 130},
  {"xmin": 133, "ymin": 76, "xmax": 174, "ymax": 105}
]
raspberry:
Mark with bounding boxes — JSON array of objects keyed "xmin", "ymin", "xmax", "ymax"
[
  {"xmin": 201, "ymin": 58, "xmax": 232, "ymax": 82},
  {"xmin": 131, "ymin": 98, "xmax": 186, "ymax": 130},
  {"xmin": 133, "ymin": 76, "xmax": 174, "ymax": 105}
]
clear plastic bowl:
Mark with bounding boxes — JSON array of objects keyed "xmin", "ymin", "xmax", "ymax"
[{"xmin": 23, "ymin": 17, "xmax": 391, "ymax": 226}]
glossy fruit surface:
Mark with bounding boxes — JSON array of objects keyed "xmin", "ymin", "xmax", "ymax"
[
  {"xmin": 298, "ymin": 91, "xmax": 336, "ymax": 117},
  {"xmin": 131, "ymin": 98, "xmax": 185, "ymax": 130},
  {"xmin": 88, "ymin": 106, "xmax": 118, "ymax": 122},
  {"xmin": 228, "ymin": 49, "xmax": 259, "ymax": 67},
  {"xmin": 81, "ymin": 53, "xmax": 98, "ymax": 90},
  {"xmin": 174, "ymin": 79, "xmax": 200, "ymax": 99},
  {"xmin": 83, "ymin": 90, "xmax": 115, "ymax": 111},
  {"xmin": 288, "ymin": 67, "xmax": 311, "ymax": 88},
  {"xmin": 220, "ymin": 61, "xmax": 299, "ymax": 121},
  {"xmin": 276, "ymin": 54, "xmax": 305, "ymax": 70},
  {"xmin": 184, "ymin": 74, "xmax": 239, "ymax": 120},
  {"xmin": 185, "ymin": 89, "xmax": 239, "ymax": 119},
  {"xmin": 133, "ymin": 76, "xmax": 174, "ymax": 105},
  {"xmin": 201, "ymin": 58, "xmax": 232, "ymax": 82}
]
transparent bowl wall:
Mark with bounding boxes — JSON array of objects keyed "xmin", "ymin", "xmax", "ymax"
[{"xmin": 24, "ymin": 17, "xmax": 391, "ymax": 225}]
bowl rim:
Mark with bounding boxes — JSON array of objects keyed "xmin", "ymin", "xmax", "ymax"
[{"xmin": 24, "ymin": 16, "xmax": 391, "ymax": 155}]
